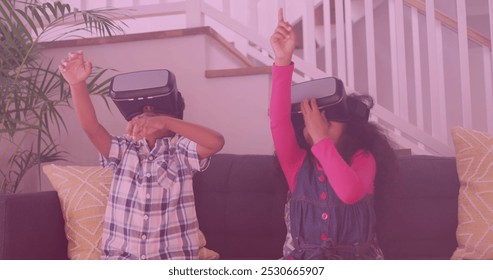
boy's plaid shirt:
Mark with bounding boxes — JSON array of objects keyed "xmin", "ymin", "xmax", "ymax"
[{"xmin": 100, "ymin": 135, "xmax": 209, "ymax": 259}]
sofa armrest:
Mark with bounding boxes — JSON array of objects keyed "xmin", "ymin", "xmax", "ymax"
[{"xmin": 0, "ymin": 191, "xmax": 68, "ymax": 260}]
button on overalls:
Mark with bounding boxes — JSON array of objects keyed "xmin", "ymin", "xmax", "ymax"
[{"xmin": 285, "ymin": 158, "xmax": 383, "ymax": 260}]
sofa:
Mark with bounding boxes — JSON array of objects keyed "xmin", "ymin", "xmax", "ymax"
[{"xmin": 0, "ymin": 153, "xmax": 460, "ymax": 260}]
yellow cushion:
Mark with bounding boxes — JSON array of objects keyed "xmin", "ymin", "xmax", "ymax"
[
  {"xmin": 450, "ymin": 127, "xmax": 493, "ymax": 260},
  {"xmin": 43, "ymin": 164, "xmax": 112, "ymax": 259},
  {"xmin": 43, "ymin": 164, "xmax": 219, "ymax": 260}
]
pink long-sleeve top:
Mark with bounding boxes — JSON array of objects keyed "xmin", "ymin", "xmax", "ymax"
[{"xmin": 270, "ymin": 63, "xmax": 376, "ymax": 204}]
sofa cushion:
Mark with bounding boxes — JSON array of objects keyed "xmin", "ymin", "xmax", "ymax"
[
  {"xmin": 43, "ymin": 164, "xmax": 112, "ymax": 259},
  {"xmin": 193, "ymin": 154, "xmax": 288, "ymax": 259},
  {"xmin": 375, "ymin": 155, "xmax": 460, "ymax": 259},
  {"xmin": 451, "ymin": 127, "xmax": 493, "ymax": 259},
  {"xmin": 0, "ymin": 191, "xmax": 68, "ymax": 260}
]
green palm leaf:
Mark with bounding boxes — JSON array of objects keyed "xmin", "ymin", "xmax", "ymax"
[{"xmin": 0, "ymin": 0, "xmax": 126, "ymax": 193}]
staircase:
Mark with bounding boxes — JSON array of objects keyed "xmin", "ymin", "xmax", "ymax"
[{"xmin": 47, "ymin": 0, "xmax": 493, "ymax": 156}]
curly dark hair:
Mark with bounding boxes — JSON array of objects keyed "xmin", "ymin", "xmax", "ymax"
[
  {"xmin": 288, "ymin": 93, "xmax": 398, "ymax": 192},
  {"xmin": 335, "ymin": 94, "xmax": 398, "ymax": 191}
]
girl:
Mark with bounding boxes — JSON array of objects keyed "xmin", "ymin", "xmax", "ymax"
[{"xmin": 270, "ymin": 9, "xmax": 397, "ymax": 259}]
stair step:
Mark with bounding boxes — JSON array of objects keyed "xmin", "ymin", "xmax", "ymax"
[
  {"xmin": 205, "ymin": 66, "xmax": 272, "ymax": 78},
  {"xmin": 395, "ymin": 148, "xmax": 412, "ymax": 156},
  {"xmin": 40, "ymin": 26, "xmax": 257, "ymax": 68}
]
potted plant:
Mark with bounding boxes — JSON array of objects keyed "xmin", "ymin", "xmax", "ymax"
[{"xmin": 0, "ymin": 0, "xmax": 126, "ymax": 193}]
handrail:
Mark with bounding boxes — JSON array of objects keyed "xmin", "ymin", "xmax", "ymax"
[{"xmin": 404, "ymin": 0, "xmax": 491, "ymax": 48}]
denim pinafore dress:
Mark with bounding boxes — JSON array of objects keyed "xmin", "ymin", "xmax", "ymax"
[{"xmin": 284, "ymin": 158, "xmax": 384, "ymax": 260}]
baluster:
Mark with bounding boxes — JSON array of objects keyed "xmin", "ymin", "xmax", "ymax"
[
  {"xmin": 186, "ymin": 0, "xmax": 203, "ymax": 27},
  {"xmin": 222, "ymin": 0, "xmax": 231, "ymax": 16},
  {"xmin": 364, "ymin": 0, "xmax": 377, "ymax": 103},
  {"xmin": 482, "ymin": 47, "xmax": 493, "ymax": 134},
  {"xmin": 322, "ymin": 0, "xmax": 333, "ymax": 76},
  {"xmin": 344, "ymin": 0, "xmax": 354, "ymax": 89},
  {"xmin": 426, "ymin": 0, "xmax": 447, "ymax": 141},
  {"xmin": 410, "ymin": 6, "xmax": 426, "ymax": 151},
  {"xmin": 411, "ymin": 6, "xmax": 424, "ymax": 131},
  {"xmin": 488, "ymin": 0, "xmax": 493, "ymax": 134},
  {"xmin": 302, "ymin": 0, "xmax": 317, "ymax": 67},
  {"xmin": 248, "ymin": 1, "xmax": 259, "ymax": 37},
  {"xmin": 389, "ymin": 0, "xmax": 409, "ymax": 122},
  {"xmin": 434, "ymin": 21, "xmax": 447, "ymax": 141},
  {"xmin": 456, "ymin": 0, "xmax": 473, "ymax": 129},
  {"xmin": 335, "ymin": 0, "xmax": 346, "ymax": 82}
]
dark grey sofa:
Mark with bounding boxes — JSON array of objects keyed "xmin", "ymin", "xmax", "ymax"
[{"xmin": 0, "ymin": 154, "xmax": 460, "ymax": 260}]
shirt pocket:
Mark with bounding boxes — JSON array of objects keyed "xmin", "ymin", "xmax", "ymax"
[{"xmin": 156, "ymin": 158, "xmax": 178, "ymax": 189}]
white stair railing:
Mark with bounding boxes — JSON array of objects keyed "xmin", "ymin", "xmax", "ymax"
[{"xmin": 50, "ymin": 0, "xmax": 493, "ymax": 156}]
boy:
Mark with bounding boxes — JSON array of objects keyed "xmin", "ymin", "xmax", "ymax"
[{"xmin": 59, "ymin": 50, "xmax": 225, "ymax": 259}]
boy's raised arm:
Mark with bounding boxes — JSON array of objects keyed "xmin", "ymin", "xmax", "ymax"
[{"xmin": 59, "ymin": 51, "xmax": 112, "ymax": 157}]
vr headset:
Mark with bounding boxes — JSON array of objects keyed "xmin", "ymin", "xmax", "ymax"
[
  {"xmin": 109, "ymin": 69, "xmax": 184, "ymax": 121},
  {"xmin": 291, "ymin": 77, "xmax": 349, "ymax": 130},
  {"xmin": 290, "ymin": 77, "xmax": 370, "ymax": 145}
]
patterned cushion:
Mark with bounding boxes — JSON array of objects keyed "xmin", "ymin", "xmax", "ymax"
[
  {"xmin": 42, "ymin": 165, "xmax": 112, "ymax": 259},
  {"xmin": 43, "ymin": 164, "xmax": 219, "ymax": 260},
  {"xmin": 450, "ymin": 127, "xmax": 493, "ymax": 259}
]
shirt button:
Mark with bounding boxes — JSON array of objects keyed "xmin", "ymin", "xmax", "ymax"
[
  {"xmin": 143, "ymin": 215, "xmax": 149, "ymax": 221},
  {"xmin": 140, "ymin": 255, "xmax": 146, "ymax": 260},
  {"xmin": 318, "ymin": 175, "xmax": 325, "ymax": 182},
  {"xmin": 146, "ymin": 173, "xmax": 151, "ymax": 178},
  {"xmin": 320, "ymin": 233, "xmax": 328, "ymax": 241},
  {"xmin": 142, "ymin": 234, "xmax": 147, "ymax": 240},
  {"xmin": 320, "ymin": 192, "xmax": 327, "ymax": 200},
  {"xmin": 148, "ymin": 155, "xmax": 154, "ymax": 161},
  {"xmin": 146, "ymin": 193, "xmax": 151, "ymax": 199},
  {"xmin": 321, "ymin": 212, "xmax": 329, "ymax": 220}
]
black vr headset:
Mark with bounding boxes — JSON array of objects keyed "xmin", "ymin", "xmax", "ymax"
[
  {"xmin": 109, "ymin": 69, "xmax": 184, "ymax": 121},
  {"xmin": 290, "ymin": 77, "xmax": 370, "ymax": 140}
]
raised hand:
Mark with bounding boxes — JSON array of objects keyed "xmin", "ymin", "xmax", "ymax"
[
  {"xmin": 301, "ymin": 98, "xmax": 330, "ymax": 144},
  {"xmin": 58, "ymin": 50, "xmax": 92, "ymax": 86},
  {"xmin": 270, "ymin": 8, "xmax": 295, "ymax": 66}
]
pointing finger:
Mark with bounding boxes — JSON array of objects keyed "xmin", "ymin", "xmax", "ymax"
[{"xmin": 278, "ymin": 8, "xmax": 284, "ymax": 23}]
